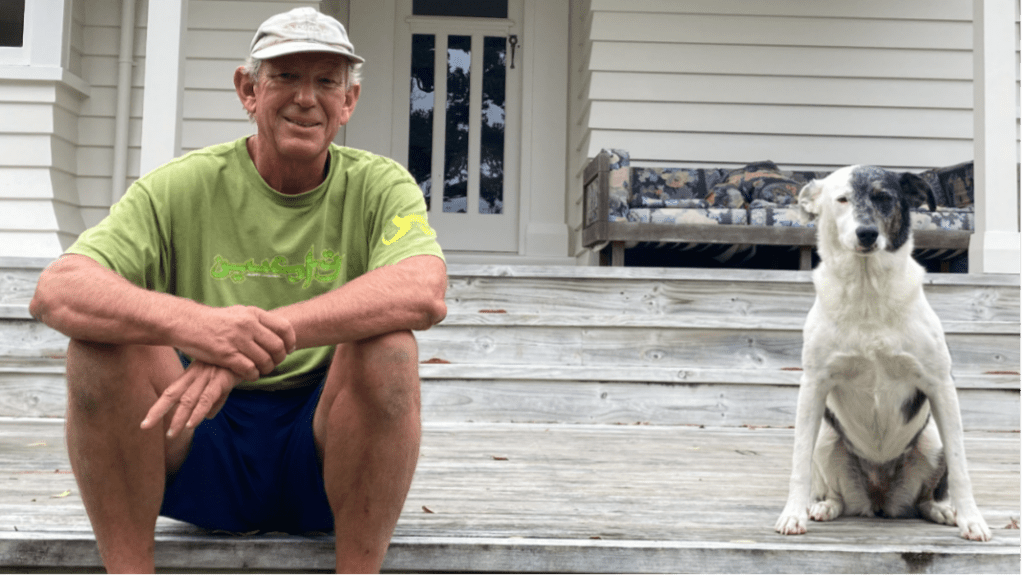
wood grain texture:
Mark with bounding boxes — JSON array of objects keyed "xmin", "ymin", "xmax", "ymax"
[{"xmin": 0, "ymin": 420, "xmax": 1017, "ymax": 573}]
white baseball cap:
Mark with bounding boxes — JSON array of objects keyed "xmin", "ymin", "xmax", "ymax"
[{"xmin": 250, "ymin": 7, "xmax": 365, "ymax": 63}]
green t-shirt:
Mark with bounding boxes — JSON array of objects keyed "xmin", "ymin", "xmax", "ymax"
[{"xmin": 66, "ymin": 137, "xmax": 444, "ymax": 390}]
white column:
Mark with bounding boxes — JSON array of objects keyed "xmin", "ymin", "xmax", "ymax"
[
  {"xmin": 521, "ymin": 0, "xmax": 572, "ymax": 261},
  {"xmin": 969, "ymin": 0, "xmax": 1021, "ymax": 274},
  {"xmin": 139, "ymin": 0, "xmax": 189, "ymax": 176}
]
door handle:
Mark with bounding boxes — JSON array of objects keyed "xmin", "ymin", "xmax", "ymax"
[{"xmin": 508, "ymin": 34, "xmax": 518, "ymax": 69}]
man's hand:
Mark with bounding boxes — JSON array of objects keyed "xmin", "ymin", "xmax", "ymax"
[
  {"xmin": 141, "ymin": 360, "xmax": 243, "ymax": 438},
  {"xmin": 173, "ymin": 305, "xmax": 296, "ymax": 382}
]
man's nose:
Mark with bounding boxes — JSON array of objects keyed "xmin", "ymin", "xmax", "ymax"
[{"xmin": 295, "ymin": 80, "xmax": 316, "ymax": 106}]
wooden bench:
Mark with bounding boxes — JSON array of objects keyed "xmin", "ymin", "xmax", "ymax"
[{"xmin": 581, "ymin": 151, "xmax": 972, "ymax": 269}]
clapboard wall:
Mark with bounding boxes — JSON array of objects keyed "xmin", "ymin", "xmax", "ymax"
[
  {"xmin": 75, "ymin": 0, "xmax": 146, "ymax": 229},
  {"xmin": 568, "ymin": 0, "xmax": 1022, "ymax": 259}
]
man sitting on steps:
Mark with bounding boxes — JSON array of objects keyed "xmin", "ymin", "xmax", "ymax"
[{"xmin": 29, "ymin": 7, "xmax": 446, "ymax": 573}]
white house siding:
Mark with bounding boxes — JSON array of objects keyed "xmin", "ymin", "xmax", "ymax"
[
  {"xmin": 0, "ymin": 0, "xmax": 89, "ymax": 258},
  {"xmin": 0, "ymin": 82, "xmax": 87, "ymax": 258},
  {"xmin": 76, "ymin": 0, "xmax": 146, "ymax": 229},
  {"xmin": 181, "ymin": 0, "xmax": 321, "ymax": 155}
]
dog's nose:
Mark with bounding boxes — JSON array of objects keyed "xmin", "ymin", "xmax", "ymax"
[{"xmin": 856, "ymin": 226, "xmax": 879, "ymax": 248}]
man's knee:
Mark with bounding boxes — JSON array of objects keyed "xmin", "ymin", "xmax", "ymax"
[
  {"xmin": 338, "ymin": 331, "xmax": 420, "ymax": 423},
  {"xmin": 65, "ymin": 340, "xmax": 175, "ymax": 417}
]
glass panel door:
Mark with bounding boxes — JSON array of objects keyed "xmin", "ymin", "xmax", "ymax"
[{"xmin": 395, "ymin": 1, "xmax": 521, "ymax": 252}]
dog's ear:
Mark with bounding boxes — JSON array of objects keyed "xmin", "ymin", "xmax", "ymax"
[
  {"xmin": 899, "ymin": 172, "xmax": 936, "ymax": 211},
  {"xmin": 798, "ymin": 180, "xmax": 823, "ymax": 223}
]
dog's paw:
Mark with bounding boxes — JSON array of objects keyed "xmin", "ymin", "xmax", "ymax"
[
  {"xmin": 958, "ymin": 516, "xmax": 993, "ymax": 542},
  {"xmin": 775, "ymin": 513, "xmax": 808, "ymax": 535},
  {"xmin": 920, "ymin": 501, "xmax": 956, "ymax": 526},
  {"xmin": 809, "ymin": 499, "xmax": 842, "ymax": 522}
]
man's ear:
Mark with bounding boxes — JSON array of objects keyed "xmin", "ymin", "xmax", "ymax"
[
  {"xmin": 339, "ymin": 83, "xmax": 361, "ymax": 126},
  {"xmin": 234, "ymin": 66, "xmax": 257, "ymax": 119},
  {"xmin": 798, "ymin": 179, "xmax": 823, "ymax": 224}
]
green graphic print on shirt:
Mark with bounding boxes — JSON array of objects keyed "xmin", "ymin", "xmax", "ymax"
[{"xmin": 211, "ymin": 246, "xmax": 344, "ymax": 288}]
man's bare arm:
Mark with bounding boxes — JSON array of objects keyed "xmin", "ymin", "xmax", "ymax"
[
  {"xmin": 30, "ymin": 254, "xmax": 295, "ymax": 381},
  {"xmin": 274, "ymin": 254, "xmax": 447, "ymax": 350},
  {"xmin": 143, "ymin": 254, "xmax": 447, "ymax": 438}
]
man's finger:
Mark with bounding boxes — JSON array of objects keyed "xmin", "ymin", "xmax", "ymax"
[
  {"xmin": 252, "ymin": 326, "xmax": 288, "ymax": 368},
  {"xmin": 257, "ymin": 310, "xmax": 297, "ymax": 354},
  {"xmin": 141, "ymin": 374, "xmax": 191, "ymax": 430},
  {"xmin": 167, "ymin": 371, "xmax": 208, "ymax": 438}
]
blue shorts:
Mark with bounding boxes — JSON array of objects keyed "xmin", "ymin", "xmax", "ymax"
[{"xmin": 159, "ymin": 357, "xmax": 333, "ymax": 534}]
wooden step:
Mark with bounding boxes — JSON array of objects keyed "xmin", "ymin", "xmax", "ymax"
[
  {"xmin": 1, "ymin": 263, "xmax": 1019, "ymax": 429},
  {"xmin": 0, "ymin": 362, "xmax": 1017, "ymax": 430},
  {"xmin": 0, "ymin": 419, "xmax": 1018, "ymax": 573}
]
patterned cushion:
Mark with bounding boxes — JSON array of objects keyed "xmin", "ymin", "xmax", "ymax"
[
  {"xmin": 621, "ymin": 208, "xmax": 749, "ymax": 225},
  {"xmin": 595, "ymin": 151, "xmax": 974, "ymax": 234},
  {"xmin": 917, "ymin": 161, "xmax": 973, "ymax": 208},
  {"xmin": 749, "ymin": 204, "xmax": 813, "ymax": 228},
  {"xmin": 709, "ymin": 161, "xmax": 806, "ymax": 208},
  {"xmin": 911, "ymin": 207, "xmax": 974, "ymax": 231}
]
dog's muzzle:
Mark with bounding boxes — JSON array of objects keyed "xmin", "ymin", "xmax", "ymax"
[{"xmin": 856, "ymin": 226, "xmax": 879, "ymax": 252}]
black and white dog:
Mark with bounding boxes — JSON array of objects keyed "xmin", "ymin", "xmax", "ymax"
[{"xmin": 774, "ymin": 165, "xmax": 991, "ymax": 541}]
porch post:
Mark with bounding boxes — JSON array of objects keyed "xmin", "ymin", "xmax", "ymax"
[
  {"xmin": 139, "ymin": 0, "xmax": 189, "ymax": 177},
  {"xmin": 969, "ymin": 0, "xmax": 1021, "ymax": 274}
]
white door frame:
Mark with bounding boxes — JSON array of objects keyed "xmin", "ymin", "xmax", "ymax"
[{"xmin": 391, "ymin": 0, "xmax": 523, "ymax": 253}]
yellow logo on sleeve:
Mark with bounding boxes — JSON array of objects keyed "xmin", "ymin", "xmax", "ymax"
[{"xmin": 382, "ymin": 214, "xmax": 437, "ymax": 246}]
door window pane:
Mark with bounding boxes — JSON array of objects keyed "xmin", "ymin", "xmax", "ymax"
[
  {"xmin": 413, "ymin": 0, "xmax": 507, "ymax": 19},
  {"xmin": 479, "ymin": 36, "xmax": 506, "ymax": 214},
  {"xmin": 0, "ymin": 0, "xmax": 25, "ymax": 47},
  {"xmin": 408, "ymin": 34, "xmax": 435, "ymax": 209},
  {"xmin": 443, "ymin": 35, "xmax": 471, "ymax": 213}
]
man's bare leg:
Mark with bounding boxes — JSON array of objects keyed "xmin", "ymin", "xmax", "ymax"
[
  {"xmin": 65, "ymin": 340, "xmax": 192, "ymax": 573},
  {"xmin": 314, "ymin": 331, "xmax": 421, "ymax": 573}
]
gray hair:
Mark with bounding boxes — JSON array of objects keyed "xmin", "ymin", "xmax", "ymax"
[{"xmin": 241, "ymin": 55, "xmax": 363, "ymax": 121}]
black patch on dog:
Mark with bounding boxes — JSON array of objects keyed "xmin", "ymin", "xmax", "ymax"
[
  {"xmin": 901, "ymin": 389, "xmax": 929, "ymax": 424},
  {"xmin": 848, "ymin": 166, "xmax": 931, "ymax": 252},
  {"xmin": 823, "ymin": 406, "xmax": 846, "ymax": 440},
  {"xmin": 933, "ymin": 455, "xmax": 949, "ymax": 502}
]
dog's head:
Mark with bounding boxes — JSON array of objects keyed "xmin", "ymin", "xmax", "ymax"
[{"xmin": 798, "ymin": 165, "xmax": 932, "ymax": 255}]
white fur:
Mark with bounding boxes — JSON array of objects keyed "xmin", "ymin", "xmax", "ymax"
[{"xmin": 776, "ymin": 166, "xmax": 992, "ymax": 541}]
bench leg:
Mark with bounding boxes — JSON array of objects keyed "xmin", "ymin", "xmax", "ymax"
[
  {"xmin": 799, "ymin": 247, "xmax": 814, "ymax": 271},
  {"xmin": 612, "ymin": 241, "xmax": 625, "ymax": 267}
]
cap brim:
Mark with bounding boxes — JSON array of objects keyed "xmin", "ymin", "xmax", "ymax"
[{"xmin": 251, "ymin": 41, "xmax": 365, "ymax": 63}]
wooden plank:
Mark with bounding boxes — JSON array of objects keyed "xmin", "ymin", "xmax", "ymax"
[
  {"xmin": 588, "ymin": 72, "xmax": 973, "ymax": 110},
  {"xmin": 416, "ymin": 326, "xmax": 1020, "ymax": 376},
  {"xmin": 589, "ymin": 43, "xmax": 973, "ymax": 81},
  {"xmin": 590, "ymin": 12, "xmax": 973, "ymax": 50},
  {"xmin": 588, "ymin": 0, "xmax": 974, "ymax": 21},
  {"xmin": 442, "ymin": 268, "xmax": 1019, "ymax": 323},
  {"xmin": 0, "ymin": 421, "xmax": 1016, "ymax": 573},
  {"xmin": 588, "ymin": 101, "xmax": 973, "ymax": 140},
  {"xmin": 587, "ymin": 130, "xmax": 974, "ymax": 170},
  {"xmin": 0, "ymin": 268, "xmax": 42, "ymax": 306},
  {"xmin": 1, "ymin": 363, "xmax": 1016, "ymax": 426},
  {"xmin": 419, "ymin": 380, "xmax": 1019, "ymax": 430}
]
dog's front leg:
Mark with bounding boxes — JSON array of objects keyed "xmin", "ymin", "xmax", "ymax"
[
  {"xmin": 776, "ymin": 371, "xmax": 830, "ymax": 535},
  {"xmin": 928, "ymin": 374, "xmax": 992, "ymax": 542}
]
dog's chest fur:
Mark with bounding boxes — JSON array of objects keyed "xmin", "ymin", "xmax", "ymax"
[{"xmin": 806, "ymin": 260, "xmax": 941, "ymax": 465}]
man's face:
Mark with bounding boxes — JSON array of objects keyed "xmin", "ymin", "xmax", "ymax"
[{"xmin": 242, "ymin": 52, "xmax": 359, "ymax": 163}]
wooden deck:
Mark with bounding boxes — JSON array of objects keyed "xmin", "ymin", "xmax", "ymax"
[
  {"xmin": 0, "ymin": 418, "xmax": 1019, "ymax": 573},
  {"xmin": 0, "ymin": 261, "xmax": 1019, "ymax": 572}
]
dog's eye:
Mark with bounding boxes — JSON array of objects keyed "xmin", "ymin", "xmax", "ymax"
[{"xmin": 836, "ymin": 196, "xmax": 849, "ymax": 204}]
